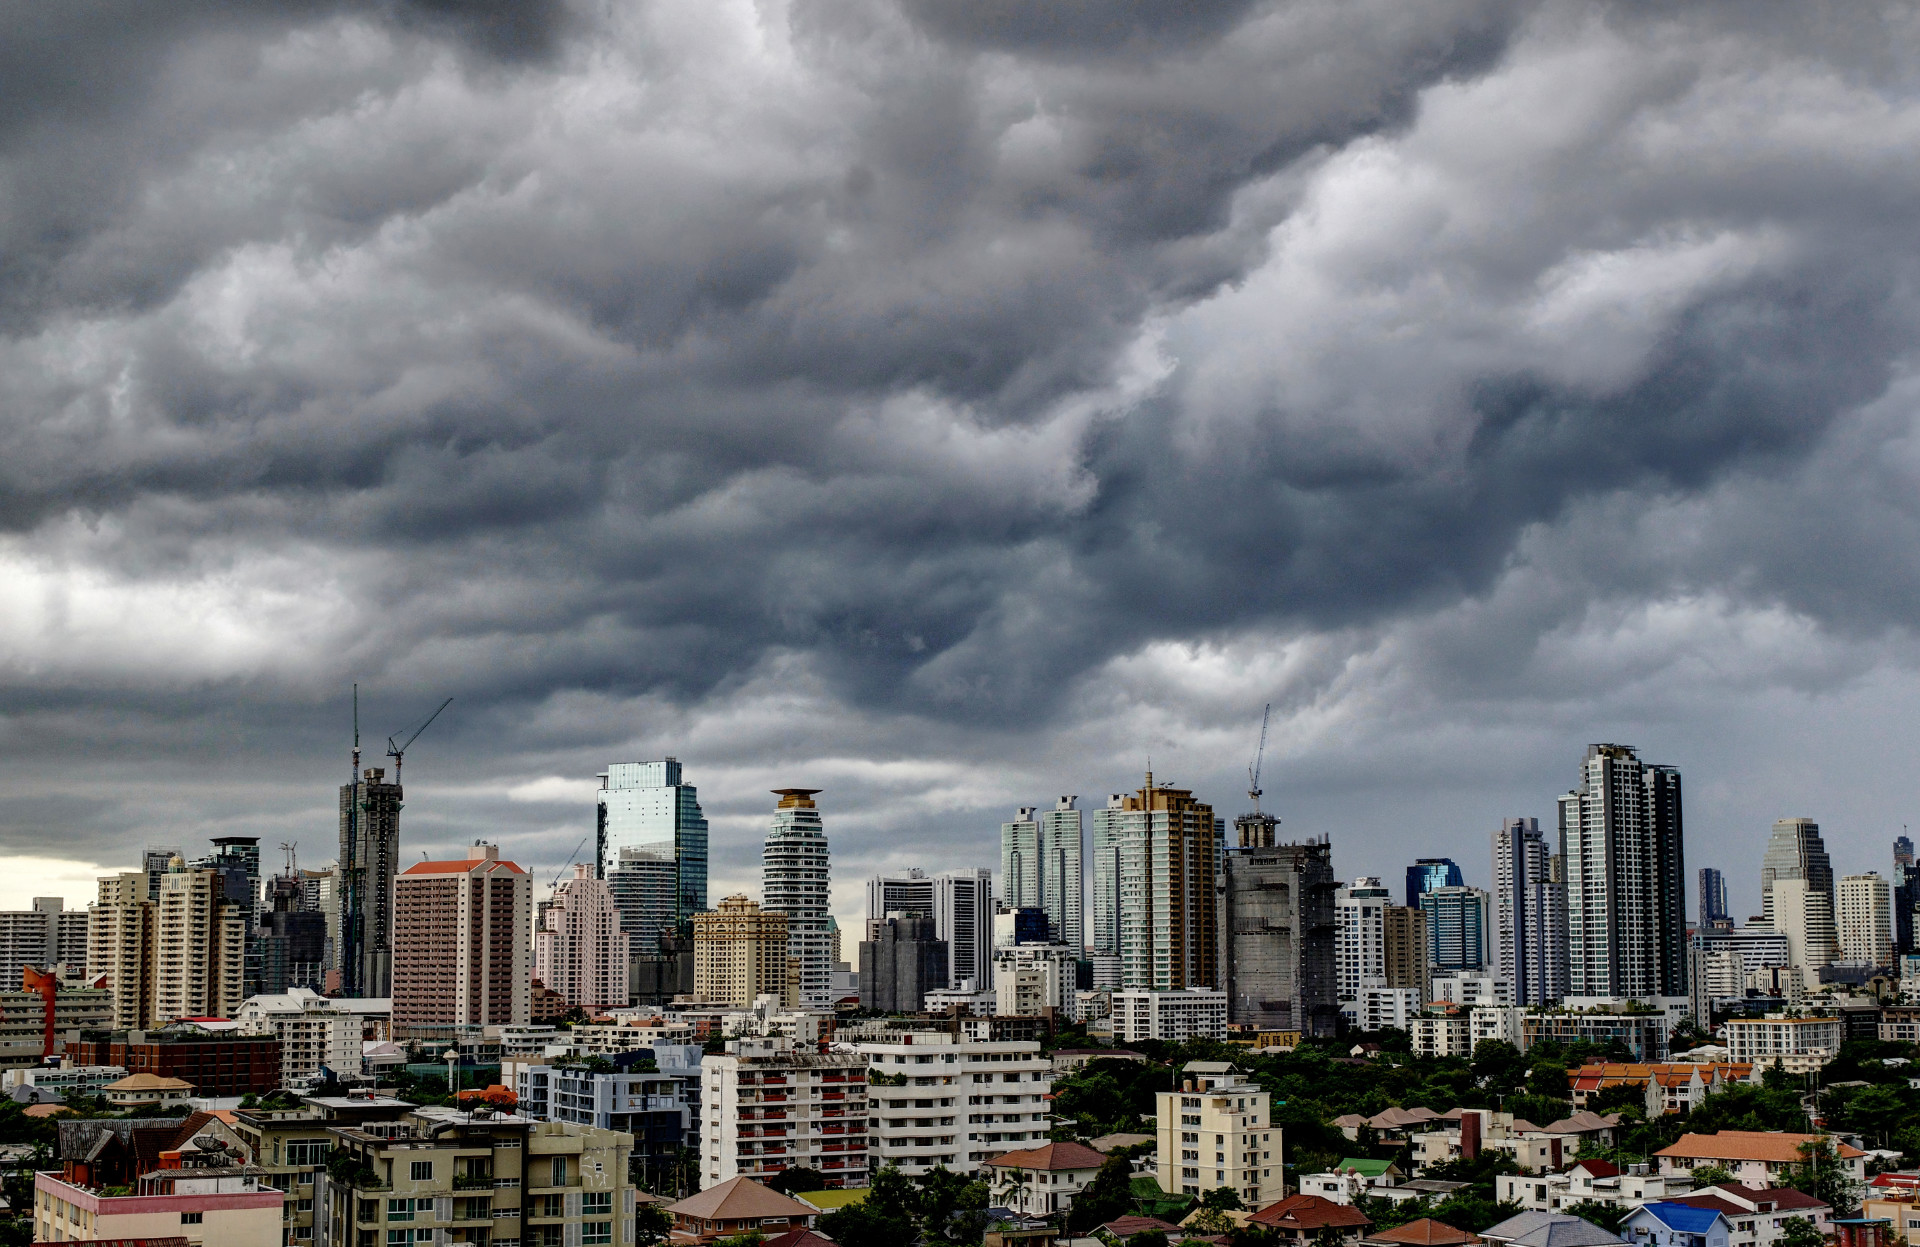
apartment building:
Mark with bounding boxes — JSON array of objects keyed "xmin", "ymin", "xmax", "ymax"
[
  {"xmin": 392, "ymin": 845, "xmax": 533, "ymax": 1029},
  {"xmin": 35, "ymin": 1165, "xmax": 282, "ymax": 1246},
  {"xmin": 234, "ymin": 988, "xmax": 391, "ymax": 1088},
  {"xmin": 229, "ymin": 1091, "xmax": 417, "ymax": 1244},
  {"xmin": 700, "ymin": 1037, "xmax": 868, "ymax": 1189},
  {"xmin": 1154, "ymin": 1061, "xmax": 1283, "ymax": 1207},
  {"xmin": 1655, "ymin": 1132, "xmax": 1867, "ymax": 1189},
  {"xmin": 1720, "ymin": 1015, "xmax": 1843, "ymax": 1074},
  {"xmin": 319, "ymin": 1104, "xmax": 637, "ymax": 1247},
  {"xmin": 0, "ymin": 897, "xmax": 88, "ymax": 988},
  {"xmin": 0, "ymin": 977, "xmax": 113, "ymax": 1069},
  {"xmin": 1112, "ymin": 988, "xmax": 1228, "ymax": 1042},
  {"xmin": 861, "ymin": 1033, "xmax": 1052, "ymax": 1178},
  {"xmin": 693, "ymin": 897, "xmax": 793, "ymax": 1009},
  {"xmin": 518, "ymin": 1046, "xmax": 702, "ymax": 1180}
]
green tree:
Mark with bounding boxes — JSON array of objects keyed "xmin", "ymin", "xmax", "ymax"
[
  {"xmin": 1525, "ymin": 1059, "xmax": 1570, "ymax": 1099},
  {"xmin": 1189, "ymin": 1209, "xmax": 1236, "ymax": 1235},
  {"xmin": 1785, "ymin": 1137, "xmax": 1860, "ymax": 1216},
  {"xmin": 1127, "ymin": 1231, "xmax": 1170, "ymax": 1247},
  {"xmin": 1562, "ymin": 1201, "xmax": 1625, "ymax": 1234},
  {"xmin": 767, "ymin": 1167, "xmax": 828, "ymax": 1196},
  {"xmin": 1310, "ymin": 1224, "xmax": 1348, "ymax": 1247},
  {"xmin": 917, "ymin": 1165, "xmax": 990, "ymax": 1244},
  {"xmin": 1070, "ymin": 1155, "xmax": 1139, "ymax": 1233},
  {"xmin": 1588, "ymin": 1083, "xmax": 1648, "ymax": 1117},
  {"xmin": 633, "ymin": 1204, "xmax": 675, "ymax": 1247},
  {"xmin": 1778, "ymin": 1219, "xmax": 1825, "ymax": 1247},
  {"xmin": 1202, "ymin": 1188, "xmax": 1245, "ymax": 1212},
  {"xmin": 1836, "ymin": 1085, "xmax": 1907, "ymax": 1147},
  {"xmin": 1471, "ymin": 1040, "xmax": 1528, "ymax": 1090},
  {"xmin": 820, "ymin": 1167, "xmax": 917, "ymax": 1247},
  {"xmin": 1687, "ymin": 1165, "xmax": 1734, "ymax": 1188}
]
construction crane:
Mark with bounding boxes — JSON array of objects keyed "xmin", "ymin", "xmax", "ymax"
[
  {"xmin": 548, "ymin": 832, "xmax": 592, "ymax": 891},
  {"xmin": 279, "ymin": 842, "xmax": 298, "ymax": 876},
  {"xmin": 386, "ymin": 698, "xmax": 453, "ymax": 787},
  {"xmin": 1247, "ymin": 703, "xmax": 1271, "ymax": 813}
]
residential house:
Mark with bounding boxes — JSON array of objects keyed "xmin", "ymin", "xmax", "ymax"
[
  {"xmin": 1497, "ymin": 1160, "xmax": 1697, "ymax": 1213},
  {"xmin": 1249, "ymin": 1194, "xmax": 1373, "ymax": 1245},
  {"xmin": 1567, "ymin": 1063, "xmax": 1758, "ymax": 1116},
  {"xmin": 987, "ymin": 1141, "xmax": 1109, "ymax": 1218},
  {"xmin": 1622, "ymin": 1201, "xmax": 1732, "ymax": 1247},
  {"xmin": 1658, "ymin": 1186, "xmax": 1832, "ymax": 1247},
  {"xmin": 665, "ymin": 1176, "xmax": 819, "ymax": 1245},
  {"xmin": 1655, "ymin": 1132, "xmax": 1867, "ymax": 1189},
  {"xmin": 1362, "ymin": 1221, "xmax": 1482, "ymax": 1247},
  {"xmin": 1300, "ymin": 1160, "xmax": 1407, "ymax": 1205},
  {"xmin": 103, "ymin": 1073, "xmax": 195, "ymax": 1111},
  {"xmin": 1479, "ymin": 1211, "xmax": 1631, "ymax": 1247}
]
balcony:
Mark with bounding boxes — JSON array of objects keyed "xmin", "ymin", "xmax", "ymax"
[{"xmin": 454, "ymin": 1175, "xmax": 494, "ymax": 1190}]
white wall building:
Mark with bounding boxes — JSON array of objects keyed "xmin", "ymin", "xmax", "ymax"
[
  {"xmin": 1411, "ymin": 1009, "xmax": 1474, "ymax": 1058},
  {"xmin": 534, "ymin": 864, "xmax": 630, "ymax": 1010},
  {"xmin": 1335, "ymin": 878, "xmax": 1391, "ymax": 1000},
  {"xmin": 993, "ymin": 944, "xmax": 1079, "ymax": 1019},
  {"xmin": 1769, "ymin": 878, "xmax": 1839, "ymax": 988},
  {"xmin": 1837, "ymin": 873, "xmax": 1894, "ymax": 968},
  {"xmin": 765, "ymin": 790, "xmax": 834, "ymax": 1009},
  {"xmin": 0, "ymin": 899, "xmax": 88, "ymax": 993},
  {"xmin": 861, "ymin": 1033, "xmax": 1053, "ymax": 1177},
  {"xmin": 1430, "ymin": 971, "xmax": 1514, "ymax": 1008},
  {"xmin": 235, "ymin": 988, "xmax": 392, "ymax": 1086},
  {"xmin": 867, "ymin": 868, "xmax": 995, "ymax": 992},
  {"xmin": 1341, "ymin": 986, "xmax": 1420, "ymax": 1032},
  {"xmin": 699, "ymin": 1036, "xmax": 868, "ymax": 1188},
  {"xmin": 1722, "ymin": 1014, "xmax": 1843, "ymax": 1073},
  {"xmin": 1112, "ymin": 988, "xmax": 1228, "ymax": 1042}
]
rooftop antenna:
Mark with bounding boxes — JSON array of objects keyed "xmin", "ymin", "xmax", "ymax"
[
  {"xmin": 1248, "ymin": 703, "xmax": 1271, "ymax": 813},
  {"xmin": 351, "ymin": 684, "xmax": 360, "ymax": 779},
  {"xmin": 387, "ymin": 697, "xmax": 453, "ymax": 788}
]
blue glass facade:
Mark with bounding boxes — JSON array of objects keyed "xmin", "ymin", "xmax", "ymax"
[
  {"xmin": 1405, "ymin": 857, "xmax": 1463, "ymax": 908},
  {"xmin": 597, "ymin": 758, "xmax": 709, "ymax": 952}
]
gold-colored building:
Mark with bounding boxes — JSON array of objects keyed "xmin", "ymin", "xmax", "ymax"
[{"xmin": 693, "ymin": 896, "xmax": 794, "ymax": 1008}]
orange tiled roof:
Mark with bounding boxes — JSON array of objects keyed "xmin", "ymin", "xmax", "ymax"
[{"xmin": 1656, "ymin": 1132, "xmax": 1867, "ymax": 1163}]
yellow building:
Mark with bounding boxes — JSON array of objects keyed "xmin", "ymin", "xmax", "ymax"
[
  {"xmin": 1155, "ymin": 1060, "xmax": 1284, "ymax": 1208},
  {"xmin": 88, "ymin": 872, "xmax": 156, "ymax": 1029},
  {"xmin": 693, "ymin": 896, "xmax": 794, "ymax": 1008}
]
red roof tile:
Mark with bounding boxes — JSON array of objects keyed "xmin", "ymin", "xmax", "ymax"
[{"xmin": 1252, "ymin": 1195, "xmax": 1373, "ymax": 1232}]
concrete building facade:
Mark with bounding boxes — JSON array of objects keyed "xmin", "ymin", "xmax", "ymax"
[
  {"xmin": 693, "ymin": 896, "xmax": 792, "ymax": 1008},
  {"xmin": 764, "ymin": 789, "xmax": 833, "ymax": 1009},
  {"xmin": 392, "ymin": 845, "xmax": 532, "ymax": 1029},
  {"xmin": 535, "ymin": 864, "xmax": 631, "ymax": 1011},
  {"xmin": 1218, "ymin": 825, "xmax": 1339, "ymax": 1037},
  {"xmin": 1155, "ymin": 1060, "xmax": 1283, "ymax": 1206}
]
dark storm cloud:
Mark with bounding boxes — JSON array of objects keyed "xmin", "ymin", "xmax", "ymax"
[{"xmin": 3, "ymin": 0, "xmax": 1920, "ymax": 905}]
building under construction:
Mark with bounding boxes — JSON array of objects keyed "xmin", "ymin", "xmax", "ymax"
[
  {"xmin": 338, "ymin": 768, "xmax": 401, "ymax": 998},
  {"xmin": 1217, "ymin": 814, "xmax": 1340, "ymax": 1037}
]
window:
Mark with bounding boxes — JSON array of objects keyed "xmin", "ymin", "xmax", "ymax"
[
  {"xmin": 583, "ymin": 1222, "xmax": 614, "ymax": 1245},
  {"xmin": 181, "ymin": 1212, "xmax": 204, "ymax": 1224},
  {"xmin": 583, "ymin": 1192, "xmax": 613, "ymax": 1214},
  {"xmin": 288, "ymin": 1140, "xmax": 331, "ymax": 1167},
  {"xmin": 389, "ymin": 1232, "xmax": 415, "ymax": 1246},
  {"xmin": 411, "ymin": 1161, "xmax": 434, "ymax": 1181},
  {"xmin": 550, "ymin": 1158, "xmax": 569, "ymax": 1185},
  {"xmin": 389, "ymin": 1199, "xmax": 416, "ymax": 1222}
]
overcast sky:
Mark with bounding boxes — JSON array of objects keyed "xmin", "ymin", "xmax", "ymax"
[{"xmin": 4, "ymin": 0, "xmax": 1920, "ymax": 937}]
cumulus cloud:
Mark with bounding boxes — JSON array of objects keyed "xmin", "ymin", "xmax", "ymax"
[{"xmin": 1, "ymin": 0, "xmax": 1918, "ymax": 927}]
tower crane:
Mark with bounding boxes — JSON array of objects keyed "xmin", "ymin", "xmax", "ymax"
[
  {"xmin": 387, "ymin": 698, "xmax": 453, "ymax": 787},
  {"xmin": 1247, "ymin": 703, "xmax": 1271, "ymax": 813}
]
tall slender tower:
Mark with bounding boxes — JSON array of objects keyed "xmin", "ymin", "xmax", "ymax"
[
  {"xmin": 1698, "ymin": 867, "xmax": 1730, "ymax": 925},
  {"xmin": 1836, "ymin": 873, "xmax": 1893, "ymax": 968},
  {"xmin": 1558, "ymin": 743, "xmax": 1687, "ymax": 1002},
  {"xmin": 764, "ymin": 789, "xmax": 832, "ymax": 1009},
  {"xmin": 1001, "ymin": 809, "xmax": 1039, "ymax": 910},
  {"xmin": 339, "ymin": 765, "xmax": 401, "ymax": 999},
  {"xmin": 1109, "ymin": 773, "xmax": 1220, "ymax": 991},
  {"xmin": 1000, "ymin": 800, "xmax": 1082, "ymax": 948},
  {"xmin": 1492, "ymin": 817, "xmax": 1568, "ymax": 1006},
  {"xmin": 597, "ymin": 759, "xmax": 710, "ymax": 951}
]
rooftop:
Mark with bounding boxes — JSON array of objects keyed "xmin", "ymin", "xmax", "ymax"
[
  {"xmin": 667, "ymin": 1176, "xmax": 820, "ymax": 1223},
  {"xmin": 1656, "ymin": 1132, "xmax": 1867, "ymax": 1163},
  {"xmin": 987, "ymin": 1142, "xmax": 1108, "ymax": 1172},
  {"xmin": 1364, "ymin": 1218, "xmax": 1482, "ymax": 1247}
]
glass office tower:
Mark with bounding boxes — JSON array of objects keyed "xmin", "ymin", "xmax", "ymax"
[{"xmin": 597, "ymin": 758, "xmax": 709, "ymax": 953}]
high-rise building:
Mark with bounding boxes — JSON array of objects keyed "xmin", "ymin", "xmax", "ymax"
[
  {"xmin": 858, "ymin": 912, "xmax": 947, "ymax": 1013},
  {"xmin": 1092, "ymin": 776, "xmax": 1219, "ymax": 991},
  {"xmin": 535, "ymin": 864, "xmax": 631, "ymax": 1011},
  {"xmin": 1334, "ymin": 878, "xmax": 1390, "ymax": 1000},
  {"xmin": 1769, "ymin": 876, "xmax": 1840, "ymax": 985},
  {"xmin": 141, "ymin": 847, "xmax": 181, "ymax": 903},
  {"xmin": 1217, "ymin": 810, "xmax": 1337, "ymax": 1036},
  {"xmin": 201, "ymin": 836, "xmax": 262, "ymax": 996},
  {"xmin": 992, "ymin": 943, "xmax": 1078, "ymax": 1018},
  {"xmin": 1898, "ymin": 835, "xmax": 1914, "ymax": 872},
  {"xmin": 764, "ymin": 788, "xmax": 833, "ymax": 1008},
  {"xmin": 597, "ymin": 759, "xmax": 709, "ymax": 950},
  {"xmin": 1699, "ymin": 867, "xmax": 1730, "ymax": 925},
  {"xmin": 392, "ymin": 844, "xmax": 532, "ymax": 1028},
  {"xmin": 87, "ymin": 873, "xmax": 156, "ymax": 1029},
  {"xmin": 1154, "ymin": 1061, "xmax": 1283, "ymax": 1206},
  {"xmin": 1897, "ymin": 865, "xmax": 1920, "ymax": 956},
  {"xmin": 1420, "ymin": 885, "xmax": 1491, "ymax": 972},
  {"xmin": 298, "ymin": 867, "xmax": 337, "ymax": 973},
  {"xmin": 338, "ymin": 765, "xmax": 401, "ymax": 998},
  {"xmin": 1557, "ymin": 743, "xmax": 1688, "ymax": 1002},
  {"xmin": 1836, "ymin": 873, "xmax": 1893, "ymax": 968},
  {"xmin": 1406, "ymin": 858, "xmax": 1463, "ymax": 909},
  {"xmin": 692, "ymin": 895, "xmax": 792, "ymax": 1008},
  {"xmin": 255, "ymin": 872, "xmax": 326, "ymax": 995},
  {"xmin": 1761, "ymin": 818, "xmax": 1834, "ymax": 926},
  {"xmin": 1382, "ymin": 905, "xmax": 1430, "ymax": 998},
  {"xmin": 1492, "ymin": 817, "xmax": 1567, "ymax": 1006},
  {"xmin": 865, "ymin": 868, "xmax": 993, "ymax": 990},
  {"xmin": 1001, "ymin": 799, "xmax": 1083, "ymax": 950},
  {"xmin": 700, "ymin": 1036, "xmax": 868, "ymax": 1188},
  {"xmin": 152, "ymin": 856, "xmax": 246, "ymax": 1025},
  {"xmin": 0, "ymin": 898, "xmax": 89, "ymax": 990}
]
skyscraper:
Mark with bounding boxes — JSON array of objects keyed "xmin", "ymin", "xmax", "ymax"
[
  {"xmin": 859, "ymin": 912, "xmax": 947, "ymax": 1013},
  {"xmin": 865, "ymin": 868, "xmax": 993, "ymax": 990},
  {"xmin": 1492, "ymin": 817, "xmax": 1567, "ymax": 1006},
  {"xmin": 1420, "ymin": 885, "xmax": 1491, "ymax": 972},
  {"xmin": 153, "ymin": 856, "xmax": 247, "ymax": 1025},
  {"xmin": 87, "ymin": 873, "xmax": 155, "ymax": 1028},
  {"xmin": 1760, "ymin": 818, "xmax": 1834, "ymax": 926},
  {"xmin": 1836, "ymin": 873, "xmax": 1893, "ymax": 967},
  {"xmin": 765, "ymin": 788, "xmax": 833, "ymax": 1008},
  {"xmin": 597, "ymin": 759, "xmax": 709, "ymax": 950},
  {"xmin": 338, "ymin": 765, "xmax": 401, "ymax": 998},
  {"xmin": 1557, "ymin": 743, "xmax": 1688, "ymax": 1001},
  {"xmin": 1334, "ymin": 877, "xmax": 1391, "ymax": 999},
  {"xmin": 693, "ymin": 895, "xmax": 792, "ymax": 1008},
  {"xmin": 201, "ymin": 836, "xmax": 262, "ymax": 996},
  {"xmin": 1382, "ymin": 905, "xmax": 1430, "ymax": 998},
  {"xmin": 393, "ymin": 845, "xmax": 532, "ymax": 1027},
  {"xmin": 535, "ymin": 864, "xmax": 631, "ymax": 1011},
  {"xmin": 1406, "ymin": 858, "xmax": 1463, "ymax": 909},
  {"xmin": 1770, "ymin": 876, "xmax": 1839, "ymax": 985},
  {"xmin": 142, "ymin": 847, "xmax": 181, "ymax": 903},
  {"xmin": 1698, "ymin": 867, "xmax": 1730, "ymax": 925},
  {"xmin": 1000, "ymin": 800, "xmax": 1083, "ymax": 949},
  {"xmin": 1217, "ymin": 807, "xmax": 1338, "ymax": 1036},
  {"xmin": 1102, "ymin": 775, "xmax": 1220, "ymax": 991},
  {"xmin": 1898, "ymin": 835, "xmax": 1914, "ymax": 871}
]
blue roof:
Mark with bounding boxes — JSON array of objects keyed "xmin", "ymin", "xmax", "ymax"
[{"xmin": 1636, "ymin": 1203, "xmax": 1725, "ymax": 1234}]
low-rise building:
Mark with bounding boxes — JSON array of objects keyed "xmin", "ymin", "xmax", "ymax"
[
  {"xmin": 1154, "ymin": 1061, "xmax": 1283, "ymax": 1207},
  {"xmin": 1361, "ymin": 1219, "xmax": 1482, "ymax": 1247},
  {"xmin": 1567, "ymin": 1063, "xmax": 1759, "ymax": 1115},
  {"xmin": 67, "ymin": 1026, "xmax": 282, "ymax": 1097},
  {"xmin": 0, "ymin": 979, "xmax": 113, "ymax": 1070},
  {"xmin": 1429, "ymin": 973, "xmax": 1512, "ymax": 1008},
  {"xmin": 1626, "ymin": 1185, "xmax": 1831, "ymax": 1247},
  {"xmin": 1479, "ymin": 1211, "xmax": 1629, "ymax": 1247},
  {"xmin": 35, "ymin": 1164, "xmax": 282, "ymax": 1246},
  {"xmin": 3, "ymin": 1063, "xmax": 126, "ymax": 1099},
  {"xmin": 986, "ymin": 1140, "xmax": 1108, "ymax": 1217},
  {"xmin": 517, "ymin": 1046, "xmax": 701, "ymax": 1179},
  {"xmin": 701, "ymin": 1036, "xmax": 867, "ymax": 1188},
  {"xmin": 1655, "ymin": 1132, "xmax": 1867, "ymax": 1188},
  {"xmin": 1343, "ymin": 988, "xmax": 1421, "ymax": 1033},
  {"xmin": 1721, "ymin": 1016, "xmax": 1844, "ymax": 1073},
  {"xmin": 318, "ymin": 1103, "xmax": 638, "ymax": 1247},
  {"xmin": 1496, "ymin": 1160, "xmax": 1696, "ymax": 1213},
  {"xmin": 234, "ymin": 988, "xmax": 391, "ymax": 1088},
  {"xmin": 1299, "ymin": 1160, "xmax": 1406, "ymax": 1205},
  {"xmin": 1411, "ymin": 1008, "xmax": 1473, "ymax": 1059},
  {"xmin": 1049, "ymin": 1049, "xmax": 1146, "ymax": 1074},
  {"xmin": 862, "ymin": 1033, "xmax": 1051, "ymax": 1178},
  {"xmin": 665, "ymin": 1176, "xmax": 818, "ymax": 1245},
  {"xmin": 104, "ymin": 1072, "xmax": 195, "ymax": 1110},
  {"xmin": 229, "ymin": 1090, "xmax": 418, "ymax": 1245},
  {"xmin": 1112, "ymin": 989, "xmax": 1227, "ymax": 1042},
  {"xmin": 1522, "ymin": 1009, "xmax": 1669, "ymax": 1062},
  {"xmin": 1415, "ymin": 1111, "xmax": 1620, "ymax": 1174},
  {"xmin": 1248, "ymin": 1194, "xmax": 1373, "ymax": 1245}
]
